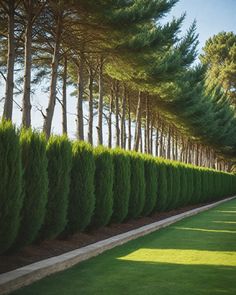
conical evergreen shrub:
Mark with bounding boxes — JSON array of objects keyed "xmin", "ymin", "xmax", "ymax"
[
  {"xmin": 128, "ymin": 152, "xmax": 146, "ymax": 219},
  {"xmin": 92, "ymin": 146, "xmax": 114, "ymax": 227},
  {"xmin": 14, "ymin": 129, "xmax": 48, "ymax": 248},
  {"xmin": 39, "ymin": 135, "xmax": 72, "ymax": 240},
  {"xmin": 142, "ymin": 155, "xmax": 158, "ymax": 216},
  {"xmin": 0, "ymin": 121, "xmax": 23, "ymax": 254},
  {"xmin": 111, "ymin": 148, "xmax": 131, "ymax": 223},
  {"xmin": 66, "ymin": 141, "xmax": 95, "ymax": 233},
  {"xmin": 155, "ymin": 160, "xmax": 168, "ymax": 212}
]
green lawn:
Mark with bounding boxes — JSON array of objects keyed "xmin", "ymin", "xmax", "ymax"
[{"xmin": 12, "ymin": 199, "xmax": 236, "ymax": 295}]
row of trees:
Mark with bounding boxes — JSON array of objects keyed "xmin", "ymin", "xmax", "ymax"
[
  {"xmin": 0, "ymin": 1, "xmax": 236, "ymax": 170},
  {"xmin": 1, "ymin": 120, "xmax": 235, "ymax": 254}
]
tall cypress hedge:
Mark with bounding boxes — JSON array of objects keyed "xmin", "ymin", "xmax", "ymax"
[
  {"xmin": 39, "ymin": 135, "xmax": 72, "ymax": 240},
  {"xmin": 111, "ymin": 149, "xmax": 131, "ymax": 223},
  {"xmin": 13, "ymin": 129, "xmax": 48, "ymax": 248},
  {"xmin": 155, "ymin": 160, "xmax": 168, "ymax": 212},
  {"xmin": 165, "ymin": 163, "xmax": 173, "ymax": 210},
  {"xmin": 66, "ymin": 141, "xmax": 95, "ymax": 234},
  {"xmin": 0, "ymin": 121, "xmax": 23, "ymax": 254},
  {"xmin": 169, "ymin": 164, "xmax": 181, "ymax": 210},
  {"xmin": 92, "ymin": 146, "xmax": 114, "ymax": 227},
  {"xmin": 128, "ymin": 152, "xmax": 146, "ymax": 219},
  {"xmin": 142, "ymin": 155, "xmax": 158, "ymax": 216},
  {"xmin": 178, "ymin": 165, "xmax": 188, "ymax": 207}
]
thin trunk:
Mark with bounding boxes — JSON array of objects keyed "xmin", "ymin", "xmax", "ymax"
[
  {"xmin": 115, "ymin": 81, "xmax": 120, "ymax": 147},
  {"xmin": 62, "ymin": 56, "xmax": 67, "ymax": 134},
  {"xmin": 145, "ymin": 95, "xmax": 150, "ymax": 153},
  {"xmin": 159, "ymin": 122, "xmax": 164, "ymax": 157},
  {"xmin": 22, "ymin": 0, "xmax": 33, "ymax": 127},
  {"xmin": 120, "ymin": 85, "xmax": 126, "ymax": 149},
  {"xmin": 88, "ymin": 66, "xmax": 94, "ymax": 145},
  {"xmin": 3, "ymin": 0, "xmax": 15, "ymax": 120},
  {"xmin": 97, "ymin": 57, "xmax": 104, "ymax": 145},
  {"xmin": 76, "ymin": 52, "xmax": 85, "ymax": 140},
  {"xmin": 167, "ymin": 125, "xmax": 171, "ymax": 159},
  {"xmin": 155, "ymin": 128, "xmax": 159, "ymax": 157},
  {"xmin": 108, "ymin": 85, "xmax": 113, "ymax": 148},
  {"xmin": 128, "ymin": 94, "xmax": 131, "ymax": 150},
  {"xmin": 150, "ymin": 118, "xmax": 153, "ymax": 155},
  {"xmin": 175, "ymin": 132, "xmax": 178, "ymax": 161},
  {"xmin": 43, "ymin": 11, "xmax": 63, "ymax": 138},
  {"xmin": 133, "ymin": 91, "xmax": 142, "ymax": 151},
  {"xmin": 172, "ymin": 128, "xmax": 175, "ymax": 160}
]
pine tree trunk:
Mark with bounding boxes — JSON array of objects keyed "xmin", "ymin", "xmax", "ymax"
[
  {"xmin": 114, "ymin": 81, "xmax": 120, "ymax": 147},
  {"xmin": 62, "ymin": 56, "xmax": 67, "ymax": 135},
  {"xmin": 108, "ymin": 85, "xmax": 113, "ymax": 148},
  {"xmin": 88, "ymin": 66, "xmax": 94, "ymax": 145},
  {"xmin": 159, "ymin": 122, "xmax": 164, "ymax": 157},
  {"xmin": 3, "ymin": 0, "xmax": 15, "ymax": 121},
  {"xmin": 128, "ymin": 94, "xmax": 131, "ymax": 150},
  {"xmin": 97, "ymin": 57, "xmax": 104, "ymax": 145},
  {"xmin": 133, "ymin": 91, "xmax": 142, "ymax": 151},
  {"xmin": 76, "ymin": 53, "xmax": 84, "ymax": 141},
  {"xmin": 120, "ymin": 85, "xmax": 126, "ymax": 149},
  {"xmin": 145, "ymin": 95, "xmax": 150, "ymax": 153},
  {"xmin": 155, "ymin": 128, "xmax": 159, "ymax": 157},
  {"xmin": 43, "ymin": 11, "xmax": 63, "ymax": 138},
  {"xmin": 22, "ymin": 0, "xmax": 33, "ymax": 128},
  {"xmin": 167, "ymin": 125, "xmax": 171, "ymax": 159},
  {"xmin": 150, "ymin": 117, "xmax": 153, "ymax": 155}
]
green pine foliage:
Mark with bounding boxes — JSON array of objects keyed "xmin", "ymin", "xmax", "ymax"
[
  {"xmin": 0, "ymin": 121, "xmax": 23, "ymax": 254},
  {"xmin": 128, "ymin": 152, "xmax": 146, "ymax": 219},
  {"xmin": 92, "ymin": 146, "xmax": 114, "ymax": 227},
  {"xmin": 142, "ymin": 155, "xmax": 158, "ymax": 216},
  {"xmin": 111, "ymin": 148, "xmax": 131, "ymax": 223},
  {"xmin": 39, "ymin": 135, "xmax": 72, "ymax": 240},
  {"xmin": 155, "ymin": 160, "xmax": 168, "ymax": 212},
  {"xmin": 14, "ymin": 129, "xmax": 48, "ymax": 248},
  {"xmin": 66, "ymin": 141, "xmax": 95, "ymax": 234}
]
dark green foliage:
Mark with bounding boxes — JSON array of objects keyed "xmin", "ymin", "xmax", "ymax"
[
  {"xmin": 0, "ymin": 121, "xmax": 23, "ymax": 254},
  {"xmin": 185, "ymin": 167, "xmax": 194, "ymax": 205},
  {"xmin": 67, "ymin": 141, "xmax": 95, "ymax": 233},
  {"xmin": 14, "ymin": 129, "xmax": 48, "ymax": 248},
  {"xmin": 40, "ymin": 135, "xmax": 72, "ymax": 240},
  {"xmin": 178, "ymin": 165, "xmax": 188, "ymax": 207},
  {"xmin": 155, "ymin": 160, "xmax": 168, "ymax": 212},
  {"xmin": 92, "ymin": 146, "xmax": 114, "ymax": 227},
  {"xmin": 165, "ymin": 163, "xmax": 173, "ymax": 211},
  {"xmin": 191, "ymin": 168, "xmax": 201, "ymax": 204},
  {"xmin": 111, "ymin": 149, "xmax": 131, "ymax": 223},
  {"xmin": 128, "ymin": 152, "xmax": 146, "ymax": 219},
  {"xmin": 169, "ymin": 164, "xmax": 181, "ymax": 210},
  {"xmin": 142, "ymin": 155, "xmax": 158, "ymax": 216}
]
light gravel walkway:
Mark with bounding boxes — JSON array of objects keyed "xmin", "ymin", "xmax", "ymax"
[{"xmin": 0, "ymin": 196, "xmax": 235, "ymax": 295}]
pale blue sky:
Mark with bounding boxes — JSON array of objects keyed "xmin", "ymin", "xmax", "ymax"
[{"xmin": 1, "ymin": 0, "xmax": 236, "ymax": 139}]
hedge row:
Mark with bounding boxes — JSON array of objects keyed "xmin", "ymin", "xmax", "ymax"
[{"xmin": 1, "ymin": 121, "xmax": 236, "ymax": 254}]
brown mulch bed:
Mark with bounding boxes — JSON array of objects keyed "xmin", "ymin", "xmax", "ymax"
[{"xmin": 0, "ymin": 202, "xmax": 213, "ymax": 274}]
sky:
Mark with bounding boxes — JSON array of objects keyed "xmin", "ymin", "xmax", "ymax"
[{"xmin": 1, "ymin": 0, "xmax": 236, "ymax": 140}]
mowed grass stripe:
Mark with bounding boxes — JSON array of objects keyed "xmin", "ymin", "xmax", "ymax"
[{"xmin": 11, "ymin": 199, "xmax": 236, "ymax": 295}]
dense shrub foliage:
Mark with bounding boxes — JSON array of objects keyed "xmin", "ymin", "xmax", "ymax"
[
  {"xmin": 1, "ymin": 124, "xmax": 236, "ymax": 254},
  {"xmin": 39, "ymin": 135, "xmax": 72, "ymax": 240},
  {"xmin": 128, "ymin": 152, "xmax": 146, "ymax": 219},
  {"xmin": 111, "ymin": 149, "xmax": 131, "ymax": 223},
  {"xmin": 0, "ymin": 121, "xmax": 23, "ymax": 254},
  {"xmin": 14, "ymin": 129, "xmax": 48, "ymax": 248},
  {"xmin": 92, "ymin": 146, "xmax": 114, "ymax": 227},
  {"xmin": 142, "ymin": 155, "xmax": 158, "ymax": 216},
  {"xmin": 67, "ymin": 141, "xmax": 95, "ymax": 233}
]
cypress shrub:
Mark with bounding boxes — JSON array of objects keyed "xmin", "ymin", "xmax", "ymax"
[
  {"xmin": 165, "ymin": 163, "xmax": 174, "ymax": 210},
  {"xmin": 66, "ymin": 141, "xmax": 95, "ymax": 233},
  {"xmin": 192, "ymin": 168, "xmax": 201, "ymax": 204},
  {"xmin": 178, "ymin": 165, "xmax": 188, "ymax": 207},
  {"xmin": 111, "ymin": 148, "xmax": 130, "ymax": 223},
  {"xmin": 14, "ymin": 129, "xmax": 48, "ymax": 248},
  {"xmin": 169, "ymin": 164, "xmax": 181, "ymax": 210},
  {"xmin": 0, "ymin": 121, "xmax": 23, "ymax": 254},
  {"xmin": 155, "ymin": 160, "xmax": 168, "ymax": 212},
  {"xmin": 92, "ymin": 146, "xmax": 113, "ymax": 227},
  {"xmin": 185, "ymin": 167, "xmax": 194, "ymax": 205},
  {"xmin": 39, "ymin": 135, "xmax": 72, "ymax": 240},
  {"xmin": 128, "ymin": 152, "xmax": 146, "ymax": 219},
  {"xmin": 142, "ymin": 155, "xmax": 158, "ymax": 216}
]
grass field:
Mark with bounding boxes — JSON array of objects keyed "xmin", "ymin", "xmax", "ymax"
[{"xmin": 12, "ymin": 199, "xmax": 236, "ymax": 295}]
